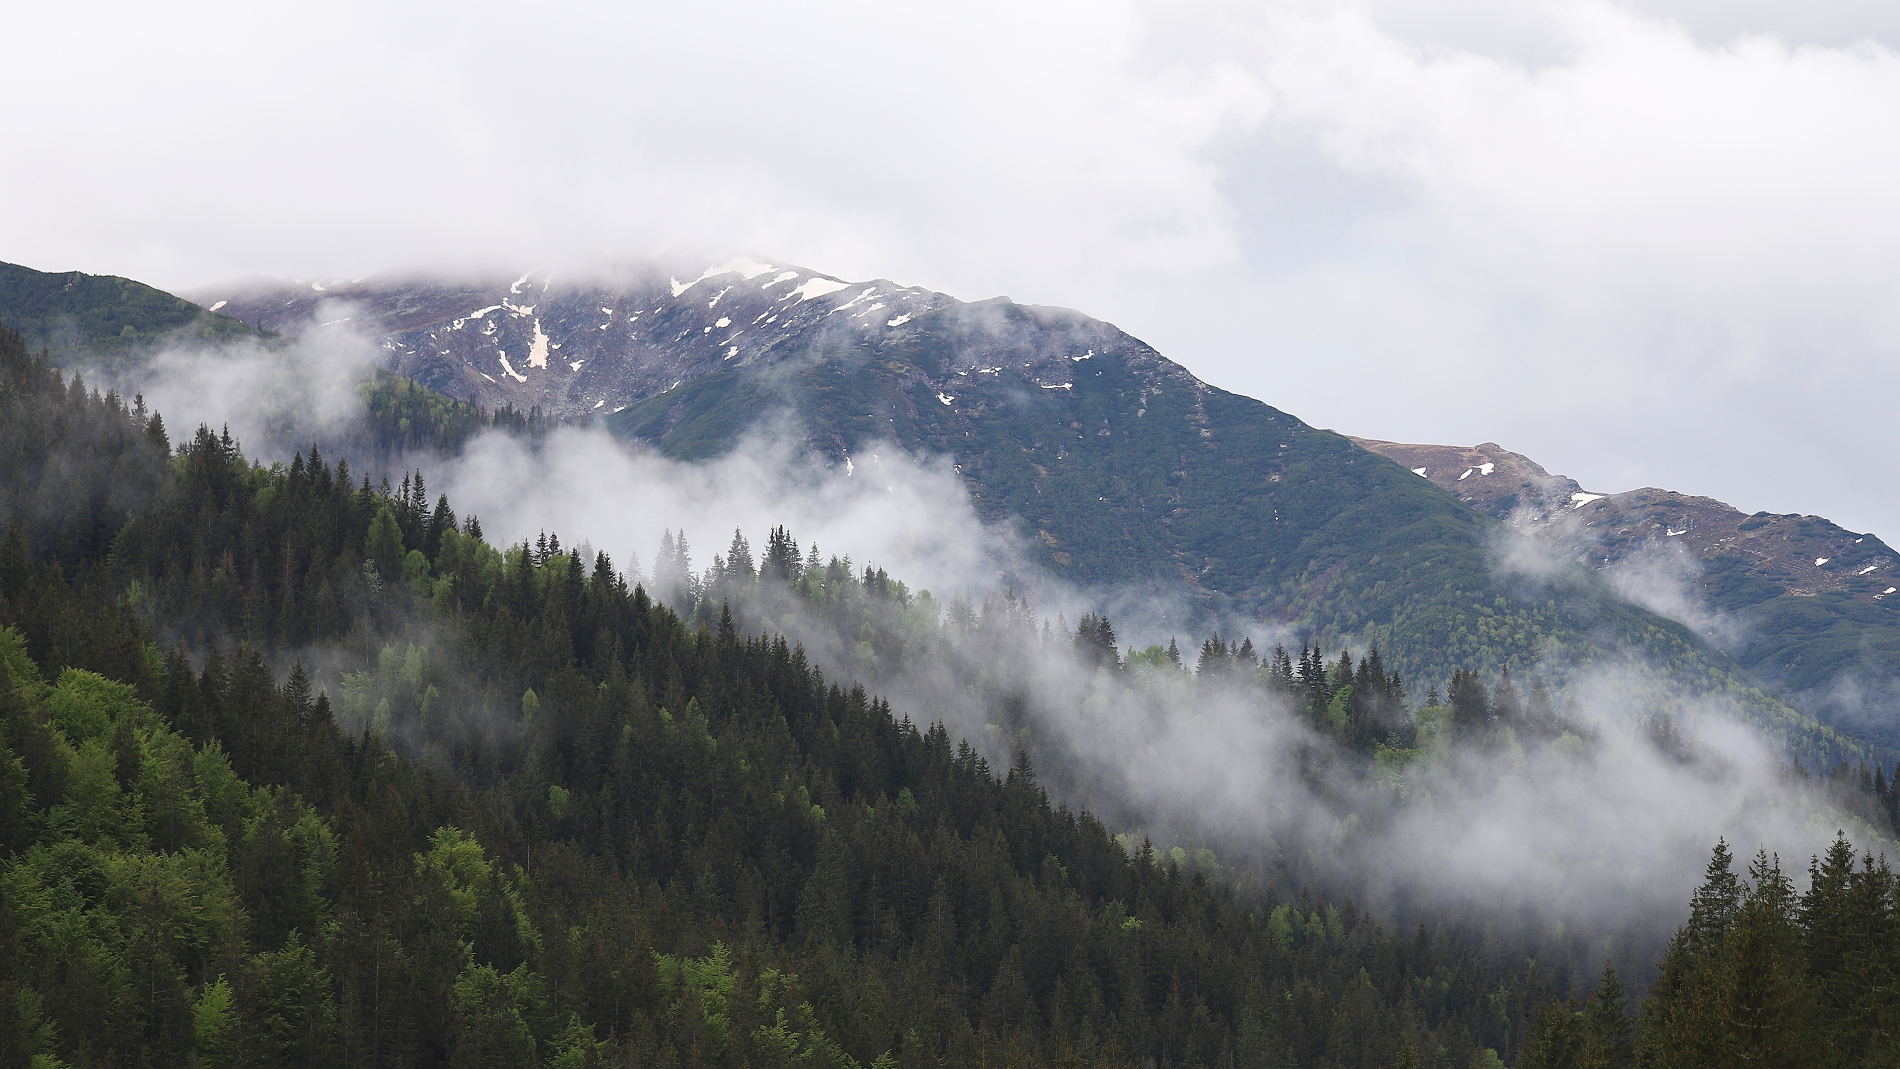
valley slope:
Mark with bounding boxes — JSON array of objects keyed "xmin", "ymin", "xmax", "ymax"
[
  {"xmin": 0, "ymin": 260, "xmax": 264, "ymax": 356},
  {"xmin": 84, "ymin": 259, "xmax": 1873, "ymax": 757},
  {"xmin": 1356, "ymin": 438, "xmax": 1900, "ymax": 749}
]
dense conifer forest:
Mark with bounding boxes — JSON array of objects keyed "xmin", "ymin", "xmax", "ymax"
[{"xmin": 2, "ymin": 319, "xmax": 1897, "ymax": 1068}]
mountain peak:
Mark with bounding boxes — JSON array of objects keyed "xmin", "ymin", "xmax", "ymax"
[{"xmin": 184, "ymin": 259, "xmax": 1197, "ymax": 424}]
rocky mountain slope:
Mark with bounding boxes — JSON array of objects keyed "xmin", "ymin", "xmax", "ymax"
[
  {"xmin": 15, "ymin": 255, "xmax": 1866, "ymax": 758},
  {"xmin": 188, "ymin": 258, "xmax": 963, "ymax": 420},
  {"xmin": 1351, "ymin": 438, "xmax": 1898, "ymax": 604},
  {"xmin": 581, "ymin": 264, "xmax": 1857, "ymax": 758},
  {"xmin": 1354, "ymin": 438, "xmax": 1900, "ymax": 747}
]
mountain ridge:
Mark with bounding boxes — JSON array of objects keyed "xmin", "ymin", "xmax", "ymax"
[
  {"xmin": 12, "ymin": 257, "xmax": 1875, "ymax": 759},
  {"xmin": 1354, "ymin": 437, "xmax": 1900, "ymax": 747},
  {"xmin": 186, "ymin": 258, "xmax": 982, "ymax": 421},
  {"xmin": 0, "ymin": 260, "xmax": 266, "ymax": 356}
]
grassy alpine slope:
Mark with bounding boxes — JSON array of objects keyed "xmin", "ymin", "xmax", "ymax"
[
  {"xmin": 606, "ymin": 302, "xmax": 1853, "ymax": 761},
  {"xmin": 0, "ymin": 260, "xmax": 266, "ymax": 357}
]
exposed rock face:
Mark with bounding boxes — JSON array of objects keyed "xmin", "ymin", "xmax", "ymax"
[
  {"xmin": 1351, "ymin": 437, "xmax": 1899, "ymax": 605},
  {"xmin": 187, "ymin": 258, "xmax": 978, "ymax": 421}
]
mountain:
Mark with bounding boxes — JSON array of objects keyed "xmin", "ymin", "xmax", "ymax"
[
  {"xmin": 1353, "ymin": 438, "xmax": 1900, "ymax": 748},
  {"xmin": 0, "ymin": 260, "xmax": 265, "ymax": 357},
  {"xmin": 587, "ymin": 267, "xmax": 1854, "ymax": 752},
  {"xmin": 122, "ymin": 260, "xmax": 1873, "ymax": 757},
  {"xmin": 10, "ymin": 267, "xmax": 1898, "ymax": 1067},
  {"xmin": 3, "ymin": 320, "xmax": 1575, "ymax": 1069},
  {"xmin": 186, "ymin": 258, "xmax": 955, "ymax": 421}
]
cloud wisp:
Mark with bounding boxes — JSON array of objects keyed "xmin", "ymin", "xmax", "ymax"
[{"xmin": 419, "ymin": 418, "xmax": 1891, "ymax": 972}]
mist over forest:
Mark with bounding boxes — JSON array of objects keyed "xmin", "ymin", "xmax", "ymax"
[
  {"xmin": 0, "ymin": 249, "xmax": 1895, "ymax": 1069},
  {"xmin": 17, "ymin": 0, "xmax": 1900, "ymax": 1061}
]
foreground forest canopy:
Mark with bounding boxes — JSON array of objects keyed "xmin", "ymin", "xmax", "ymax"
[{"xmin": 1, "ymin": 320, "xmax": 1897, "ymax": 1069}]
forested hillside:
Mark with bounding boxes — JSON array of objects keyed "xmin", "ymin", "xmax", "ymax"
[
  {"xmin": 3, "ymin": 253, "xmax": 1860, "ymax": 763},
  {"xmin": 1350, "ymin": 437, "xmax": 1900, "ymax": 754},
  {"xmin": 0, "ymin": 323, "xmax": 1560, "ymax": 1067},
  {"xmin": 5, "ymin": 311, "xmax": 1897, "ymax": 1068},
  {"xmin": 605, "ymin": 311, "xmax": 1852, "ymax": 762}
]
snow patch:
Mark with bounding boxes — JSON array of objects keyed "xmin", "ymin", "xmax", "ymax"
[
  {"xmin": 1041, "ymin": 383, "xmax": 1073, "ymax": 390},
  {"xmin": 886, "ymin": 313, "xmax": 913, "ymax": 328},
  {"xmin": 526, "ymin": 321, "xmax": 550, "ymax": 368},
  {"xmin": 671, "ymin": 257, "xmax": 779, "ymax": 296},
  {"xmin": 1816, "ymin": 557, "xmax": 1830, "ymax": 566},
  {"xmin": 763, "ymin": 271, "xmax": 799, "ymax": 288},
  {"xmin": 208, "ymin": 300, "xmax": 227, "ymax": 313},
  {"xmin": 1411, "ymin": 467, "xmax": 1428, "ymax": 477},
  {"xmin": 711, "ymin": 257, "xmax": 777, "ymax": 280},
  {"xmin": 845, "ymin": 456, "xmax": 855, "ymax": 477},
  {"xmin": 1859, "ymin": 565, "xmax": 1878, "ymax": 575},
  {"xmin": 724, "ymin": 346, "xmax": 739, "ymax": 360},
  {"xmin": 502, "ymin": 300, "xmax": 535, "ymax": 318},
  {"xmin": 593, "ymin": 399, "xmax": 605, "ymax": 409},
  {"xmin": 1477, "ymin": 462, "xmax": 1495, "ymax": 476},
  {"xmin": 937, "ymin": 393, "xmax": 955, "ymax": 406},
  {"xmin": 480, "ymin": 372, "xmax": 497, "ymax": 383},
  {"xmin": 1458, "ymin": 468, "xmax": 1474, "ymax": 481},
  {"xmin": 1667, "ymin": 528, "xmax": 1687, "ymax": 537},
  {"xmin": 785, "ymin": 277, "xmax": 850, "ymax": 302},
  {"xmin": 1570, "ymin": 493, "xmax": 1607, "ymax": 508},
  {"xmin": 568, "ymin": 360, "xmax": 585, "ymax": 372},
  {"xmin": 509, "ymin": 273, "xmax": 530, "ymax": 294},
  {"xmin": 497, "ymin": 354, "xmax": 527, "ymax": 382},
  {"xmin": 715, "ymin": 317, "xmax": 731, "ymax": 328},
  {"xmin": 601, "ymin": 307, "xmax": 614, "ymax": 315},
  {"xmin": 832, "ymin": 287, "xmax": 880, "ymax": 312},
  {"xmin": 1073, "ymin": 349, "xmax": 1095, "ymax": 361}
]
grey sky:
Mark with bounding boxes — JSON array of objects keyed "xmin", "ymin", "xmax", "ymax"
[{"xmin": 8, "ymin": 0, "xmax": 1900, "ymax": 538}]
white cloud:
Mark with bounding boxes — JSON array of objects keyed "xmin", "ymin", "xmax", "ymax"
[
  {"xmin": 1194, "ymin": 1, "xmax": 1900, "ymax": 539},
  {"xmin": 6, "ymin": 0, "xmax": 1900, "ymax": 538}
]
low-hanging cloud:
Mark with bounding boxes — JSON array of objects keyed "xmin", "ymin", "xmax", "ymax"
[
  {"xmin": 435, "ymin": 424, "xmax": 1024, "ymax": 606},
  {"xmin": 418, "ymin": 415, "xmax": 1892, "ymax": 973},
  {"xmin": 92, "ymin": 325, "xmax": 1893, "ymax": 980}
]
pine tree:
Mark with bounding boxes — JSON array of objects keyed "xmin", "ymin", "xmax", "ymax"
[
  {"xmin": 1717, "ymin": 851, "xmax": 1810, "ymax": 1067},
  {"xmin": 1448, "ymin": 670, "xmax": 1489, "ymax": 741},
  {"xmin": 0, "ymin": 523, "xmax": 25, "ymax": 603},
  {"xmin": 724, "ymin": 528, "xmax": 755, "ymax": 584},
  {"xmin": 1493, "ymin": 666, "xmax": 1521, "ymax": 726},
  {"xmin": 1580, "ymin": 963, "xmax": 1631, "ymax": 1069}
]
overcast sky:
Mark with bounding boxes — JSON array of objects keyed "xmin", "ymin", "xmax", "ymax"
[{"xmin": 7, "ymin": 0, "xmax": 1900, "ymax": 538}]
